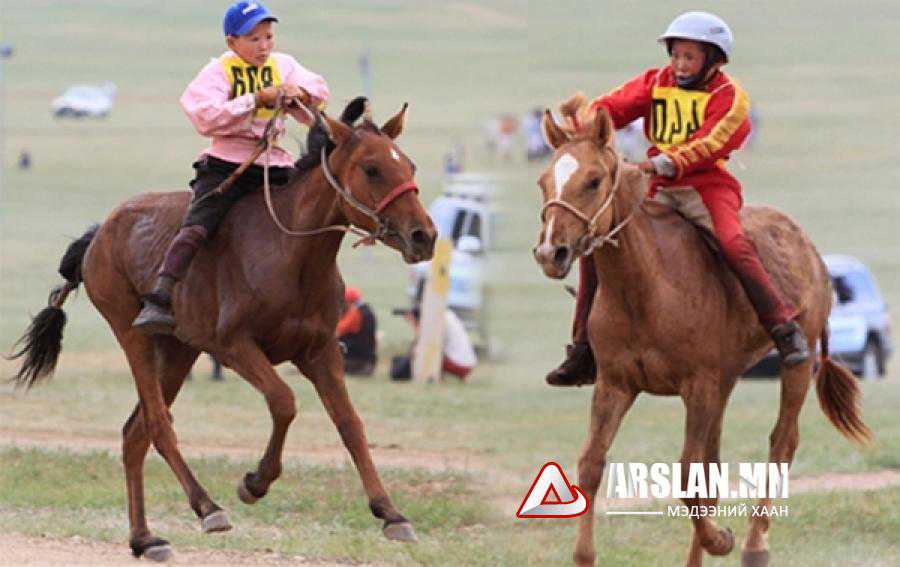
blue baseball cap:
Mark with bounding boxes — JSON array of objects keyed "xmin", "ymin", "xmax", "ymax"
[{"xmin": 222, "ymin": 2, "xmax": 279, "ymax": 37}]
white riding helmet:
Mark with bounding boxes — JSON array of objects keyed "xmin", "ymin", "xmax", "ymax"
[{"xmin": 658, "ymin": 11, "xmax": 734, "ymax": 62}]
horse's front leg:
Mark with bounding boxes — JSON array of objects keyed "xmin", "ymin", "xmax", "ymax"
[
  {"xmin": 220, "ymin": 339, "xmax": 297, "ymax": 504},
  {"xmin": 294, "ymin": 340, "xmax": 416, "ymax": 542},
  {"xmin": 679, "ymin": 375, "xmax": 735, "ymax": 567},
  {"xmin": 573, "ymin": 380, "xmax": 637, "ymax": 567}
]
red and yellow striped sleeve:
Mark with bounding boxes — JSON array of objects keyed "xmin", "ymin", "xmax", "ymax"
[
  {"xmin": 664, "ymin": 80, "xmax": 751, "ymax": 180},
  {"xmin": 590, "ymin": 68, "xmax": 659, "ymax": 130}
]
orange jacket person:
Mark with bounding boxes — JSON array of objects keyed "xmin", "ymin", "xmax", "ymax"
[{"xmin": 548, "ymin": 11, "xmax": 809, "ymax": 386}]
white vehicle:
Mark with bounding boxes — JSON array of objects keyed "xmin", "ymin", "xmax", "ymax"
[
  {"xmin": 52, "ymin": 82, "xmax": 117, "ymax": 118},
  {"xmin": 428, "ymin": 173, "xmax": 497, "ymax": 250}
]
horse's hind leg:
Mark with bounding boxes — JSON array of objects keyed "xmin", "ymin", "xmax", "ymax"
[
  {"xmin": 122, "ymin": 335, "xmax": 201, "ymax": 560},
  {"xmin": 741, "ymin": 359, "xmax": 813, "ymax": 567},
  {"xmin": 218, "ymin": 339, "xmax": 297, "ymax": 503},
  {"xmin": 294, "ymin": 341, "xmax": 416, "ymax": 542},
  {"xmin": 117, "ymin": 330, "xmax": 229, "ymax": 536},
  {"xmin": 572, "ymin": 381, "xmax": 636, "ymax": 567}
]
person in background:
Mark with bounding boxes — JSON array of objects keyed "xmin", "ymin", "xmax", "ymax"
[
  {"xmin": 392, "ymin": 307, "xmax": 476, "ymax": 381},
  {"xmin": 337, "ymin": 287, "xmax": 378, "ymax": 376}
]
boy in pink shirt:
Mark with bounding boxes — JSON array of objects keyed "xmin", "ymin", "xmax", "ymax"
[{"xmin": 133, "ymin": 1, "xmax": 329, "ymax": 334}]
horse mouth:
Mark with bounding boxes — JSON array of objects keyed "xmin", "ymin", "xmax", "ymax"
[{"xmin": 534, "ymin": 244, "xmax": 575, "ymax": 279}]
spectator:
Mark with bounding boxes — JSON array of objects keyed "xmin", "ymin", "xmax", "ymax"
[
  {"xmin": 337, "ymin": 287, "xmax": 378, "ymax": 376},
  {"xmin": 391, "ymin": 307, "xmax": 476, "ymax": 381}
]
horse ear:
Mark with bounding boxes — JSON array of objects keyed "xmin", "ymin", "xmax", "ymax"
[
  {"xmin": 381, "ymin": 103, "xmax": 409, "ymax": 139},
  {"xmin": 322, "ymin": 113, "xmax": 352, "ymax": 145},
  {"xmin": 592, "ymin": 106, "xmax": 614, "ymax": 148},
  {"xmin": 541, "ymin": 109, "xmax": 568, "ymax": 149}
]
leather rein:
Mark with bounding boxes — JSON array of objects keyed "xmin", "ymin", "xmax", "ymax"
[
  {"xmin": 539, "ymin": 149, "xmax": 644, "ymax": 255},
  {"xmin": 204, "ymin": 93, "xmax": 419, "ymax": 248}
]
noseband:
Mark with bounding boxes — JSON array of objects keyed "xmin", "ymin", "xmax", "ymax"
[{"xmin": 539, "ymin": 150, "xmax": 642, "ymax": 254}]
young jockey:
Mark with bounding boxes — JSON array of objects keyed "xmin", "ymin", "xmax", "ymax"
[
  {"xmin": 547, "ymin": 11, "xmax": 809, "ymax": 386},
  {"xmin": 133, "ymin": 1, "xmax": 329, "ymax": 334}
]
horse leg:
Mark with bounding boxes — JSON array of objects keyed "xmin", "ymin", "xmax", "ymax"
[
  {"xmin": 572, "ymin": 382, "xmax": 636, "ymax": 567},
  {"xmin": 117, "ymin": 330, "xmax": 229, "ymax": 534},
  {"xmin": 122, "ymin": 336, "xmax": 200, "ymax": 560},
  {"xmin": 741, "ymin": 360, "xmax": 813, "ymax": 567},
  {"xmin": 686, "ymin": 383, "xmax": 734, "ymax": 566},
  {"xmin": 218, "ymin": 339, "xmax": 297, "ymax": 504},
  {"xmin": 680, "ymin": 378, "xmax": 734, "ymax": 566},
  {"xmin": 294, "ymin": 342, "xmax": 416, "ymax": 542}
]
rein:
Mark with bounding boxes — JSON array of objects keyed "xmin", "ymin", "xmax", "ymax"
[
  {"xmin": 540, "ymin": 150, "xmax": 644, "ymax": 255},
  {"xmin": 203, "ymin": 93, "xmax": 419, "ymax": 248}
]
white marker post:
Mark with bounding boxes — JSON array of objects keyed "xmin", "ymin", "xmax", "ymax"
[{"xmin": 413, "ymin": 238, "xmax": 452, "ymax": 382}]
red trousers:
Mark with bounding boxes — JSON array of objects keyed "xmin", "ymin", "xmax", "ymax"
[{"xmin": 572, "ymin": 180, "xmax": 796, "ymax": 343}]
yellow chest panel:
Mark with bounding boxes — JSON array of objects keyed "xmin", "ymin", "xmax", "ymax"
[
  {"xmin": 649, "ymin": 86, "xmax": 710, "ymax": 150},
  {"xmin": 220, "ymin": 55, "xmax": 282, "ymax": 119}
]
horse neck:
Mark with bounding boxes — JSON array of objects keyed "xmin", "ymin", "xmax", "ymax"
[
  {"xmin": 279, "ymin": 165, "xmax": 349, "ymax": 272},
  {"xmin": 592, "ymin": 167, "xmax": 665, "ymax": 298}
]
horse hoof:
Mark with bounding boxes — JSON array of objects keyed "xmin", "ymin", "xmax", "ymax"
[
  {"xmin": 201, "ymin": 509, "xmax": 233, "ymax": 533},
  {"xmin": 237, "ymin": 479, "xmax": 260, "ymax": 505},
  {"xmin": 706, "ymin": 526, "xmax": 734, "ymax": 556},
  {"xmin": 143, "ymin": 543, "xmax": 173, "ymax": 562},
  {"xmin": 383, "ymin": 521, "xmax": 418, "ymax": 542},
  {"xmin": 741, "ymin": 549, "xmax": 770, "ymax": 567}
]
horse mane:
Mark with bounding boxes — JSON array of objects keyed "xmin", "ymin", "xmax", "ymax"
[{"xmin": 291, "ymin": 96, "xmax": 380, "ymax": 179}]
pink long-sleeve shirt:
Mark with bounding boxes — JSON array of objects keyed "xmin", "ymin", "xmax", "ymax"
[{"xmin": 180, "ymin": 51, "xmax": 329, "ymax": 167}]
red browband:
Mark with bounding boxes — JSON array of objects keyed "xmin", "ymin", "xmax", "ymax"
[{"xmin": 374, "ymin": 181, "xmax": 419, "ymax": 214}]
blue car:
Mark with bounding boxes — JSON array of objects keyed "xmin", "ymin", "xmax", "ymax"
[{"xmin": 745, "ymin": 254, "xmax": 893, "ymax": 379}]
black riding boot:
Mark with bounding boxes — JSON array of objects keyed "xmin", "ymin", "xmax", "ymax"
[
  {"xmin": 546, "ymin": 342, "xmax": 596, "ymax": 387},
  {"xmin": 769, "ymin": 321, "xmax": 810, "ymax": 368},
  {"xmin": 133, "ymin": 275, "xmax": 177, "ymax": 335}
]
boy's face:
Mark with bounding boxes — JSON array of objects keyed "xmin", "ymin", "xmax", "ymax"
[
  {"xmin": 669, "ymin": 39, "xmax": 706, "ymax": 82},
  {"xmin": 226, "ymin": 20, "xmax": 275, "ymax": 67}
]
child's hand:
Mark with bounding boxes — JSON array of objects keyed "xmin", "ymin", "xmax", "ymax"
[
  {"xmin": 255, "ymin": 86, "xmax": 312, "ymax": 109},
  {"xmin": 637, "ymin": 160, "xmax": 657, "ymax": 174}
]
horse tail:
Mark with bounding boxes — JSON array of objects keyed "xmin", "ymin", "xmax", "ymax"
[
  {"xmin": 814, "ymin": 324, "xmax": 873, "ymax": 446},
  {"xmin": 6, "ymin": 224, "xmax": 98, "ymax": 388}
]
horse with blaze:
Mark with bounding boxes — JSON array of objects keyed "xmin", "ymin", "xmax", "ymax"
[{"xmin": 532, "ymin": 99, "xmax": 871, "ymax": 567}]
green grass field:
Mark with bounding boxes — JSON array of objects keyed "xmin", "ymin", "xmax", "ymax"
[{"xmin": 2, "ymin": 1, "xmax": 899, "ymax": 565}]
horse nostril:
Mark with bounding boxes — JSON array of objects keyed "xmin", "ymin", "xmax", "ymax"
[
  {"xmin": 554, "ymin": 246, "xmax": 570, "ymax": 266},
  {"xmin": 410, "ymin": 228, "xmax": 430, "ymax": 247}
]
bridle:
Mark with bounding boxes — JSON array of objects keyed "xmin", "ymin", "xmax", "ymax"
[
  {"xmin": 539, "ymin": 148, "xmax": 643, "ymax": 255},
  {"xmin": 258, "ymin": 96, "xmax": 419, "ymax": 248}
]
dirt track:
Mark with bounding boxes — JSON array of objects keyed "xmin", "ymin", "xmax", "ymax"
[{"xmin": 0, "ymin": 533, "xmax": 359, "ymax": 566}]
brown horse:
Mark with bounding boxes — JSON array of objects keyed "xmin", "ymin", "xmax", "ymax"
[
  {"xmin": 9, "ymin": 99, "xmax": 436, "ymax": 561},
  {"xmin": 533, "ymin": 100, "xmax": 871, "ymax": 567}
]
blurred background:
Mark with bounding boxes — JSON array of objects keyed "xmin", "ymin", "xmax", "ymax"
[{"xmin": 1, "ymin": 1, "xmax": 898, "ymax": 565}]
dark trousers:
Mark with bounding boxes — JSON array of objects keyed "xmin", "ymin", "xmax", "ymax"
[{"xmin": 159, "ymin": 155, "xmax": 293, "ymax": 280}]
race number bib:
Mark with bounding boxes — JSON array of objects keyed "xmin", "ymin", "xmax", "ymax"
[
  {"xmin": 650, "ymin": 87, "xmax": 711, "ymax": 150},
  {"xmin": 221, "ymin": 55, "xmax": 282, "ymax": 119}
]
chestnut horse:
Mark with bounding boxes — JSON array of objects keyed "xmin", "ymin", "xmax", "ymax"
[
  {"xmin": 10, "ymin": 99, "xmax": 436, "ymax": 561},
  {"xmin": 533, "ymin": 100, "xmax": 871, "ymax": 567}
]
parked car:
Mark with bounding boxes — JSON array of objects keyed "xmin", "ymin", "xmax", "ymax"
[
  {"xmin": 745, "ymin": 254, "xmax": 893, "ymax": 379},
  {"xmin": 51, "ymin": 82, "xmax": 117, "ymax": 118}
]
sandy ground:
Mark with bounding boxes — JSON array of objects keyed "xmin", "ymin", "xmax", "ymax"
[
  {"xmin": 3, "ymin": 430, "xmax": 898, "ymax": 565},
  {"xmin": 0, "ymin": 533, "xmax": 359, "ymax": 566}
]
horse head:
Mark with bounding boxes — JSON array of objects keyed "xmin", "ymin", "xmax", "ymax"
[
  {"xmin": 533, "ymin": 92, "xmax": 621, "ymax": 279},
  {"xmin": 313, "ymin": 98, "xmax": 436, "ymax": 264}
]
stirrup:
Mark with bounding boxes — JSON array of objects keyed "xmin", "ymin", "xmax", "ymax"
[{"xmin": 132, "ymin": 302, "xmax": 176, "ymax": 336}]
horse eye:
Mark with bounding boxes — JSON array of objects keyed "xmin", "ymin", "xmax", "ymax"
[
  {"xmin": 587, "ymin": 177, "xmax": 601, "ymax": 190},
  {"xmin": 363, "ymin": 165, "xmax": 380, "ymax": 178}
]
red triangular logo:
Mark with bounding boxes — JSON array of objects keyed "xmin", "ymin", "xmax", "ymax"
[{"xmin": 516, "ymin": 462, "xmax": 589, "ymax": 518}]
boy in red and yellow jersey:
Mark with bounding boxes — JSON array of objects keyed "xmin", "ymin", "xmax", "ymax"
[{"xmin": 548, "ymin": 11, "xmax": 808, "ymax": 386}]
